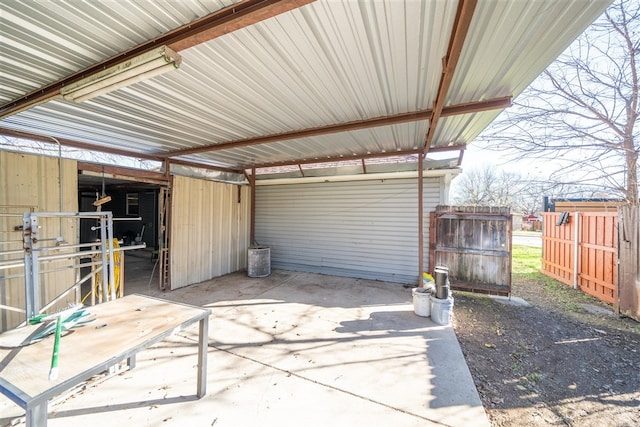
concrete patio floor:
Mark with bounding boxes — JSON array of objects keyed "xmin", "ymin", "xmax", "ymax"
[{"xmin": 1, "ymin": 262, "xmax": 490, "ymax": 427}]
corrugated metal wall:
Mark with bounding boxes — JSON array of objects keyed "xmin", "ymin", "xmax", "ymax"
[
  {"xmin": 0, "ymin": 151, "xmax": 78, "ymax": 331},
  {"xmin": 170, "ymin": 175, "xmax": 250, "ymax": 289},
  {"xmin": 255, "ymin": 177, "xmax": 443, "ymax": 284}
]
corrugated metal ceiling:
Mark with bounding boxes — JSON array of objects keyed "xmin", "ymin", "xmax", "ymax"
[
  {"xmin": 0, "ymin": 0, "xmax": 611, "ymax": 172},
  {"xmin": 0, "ymin": 0, "xmax": 239, "ymax": 103}
]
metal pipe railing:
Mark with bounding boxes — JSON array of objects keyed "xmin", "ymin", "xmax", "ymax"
[{"xmin": 3, "ymin": 211, "xmax": 145, "ymax": 327}]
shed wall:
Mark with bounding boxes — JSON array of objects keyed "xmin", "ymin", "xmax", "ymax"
[
  {"xmin": 169, "ymin": 175, "xmax": 250, "ymax": 289},
  {"xmin": 255, "ymin": 177, "xmax": 443, "ymax": 284},
  {"xmin": 0, "ymin": 151, "xmax": 78, "ymax": 330}
]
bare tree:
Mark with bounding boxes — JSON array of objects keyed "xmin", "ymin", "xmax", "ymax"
[
  {"xmin": 452, "ymin": 166, "xmax": 523, "ymax": 207},
  {"xmin": 476, "ymin": 0, "xmax": 639, "ymax": 204},
  {"xmin": 452, "ymin": 165, "xmax": 597, "ymax": 214}
]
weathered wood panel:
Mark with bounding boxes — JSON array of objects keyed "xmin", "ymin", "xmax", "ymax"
[
  {"xmin": 0, "ymin": 151, "xmax": 78, "ymax": 331},
  {"xmin": 430, "ymin": 206, "xmax": 512, "ymax": 295},
  {"xmin": 170, "ymin": 175, "xmax": 250, "ymax": 289},
  {"xmin": 618, "ymin": 205, "xmax": 639, "ymax": 321}
]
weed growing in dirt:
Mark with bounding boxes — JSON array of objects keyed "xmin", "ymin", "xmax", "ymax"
[
  {"xmin": 542, "ymin": 276, "xmax": 594, "ymax": 307},
  {"xmin": 512, "ymin": 245, "xmax": 593, "ymax": 314},
  {"xmin": 525, "ymin": 372, "xmax": 542, "ymax": 383}
]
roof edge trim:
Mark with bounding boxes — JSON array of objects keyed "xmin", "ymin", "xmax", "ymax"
[{"xmin": 255, "ymin": 169, "xmax": 461, "ymax": 186}]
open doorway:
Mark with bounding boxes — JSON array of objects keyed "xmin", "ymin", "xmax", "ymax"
[{"xmin": 77, "ymin": 168, "xmax": 169, "ymax": 296}]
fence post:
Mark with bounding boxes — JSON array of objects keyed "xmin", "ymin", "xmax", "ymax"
[{"xmin": 573, "ymin": 212, "xmax": 580, "ymax": 289}]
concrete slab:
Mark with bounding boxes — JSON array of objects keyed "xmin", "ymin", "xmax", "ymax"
[
  {"xmin": 578, "ymin": 303, "xmax": 616, "ymax": 317},
  {"xmin": 0, "ymin": 269, "xmax": 490, "ymax": 427},
  {"xmin": 489, "ymin": 295, "xmax": 532, "ymax": 307}
]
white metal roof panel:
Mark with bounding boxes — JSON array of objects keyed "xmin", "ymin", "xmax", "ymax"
[
  {"xmin": 0, "ymin": 0, "xmax": 611, "ymax": 171},
  {"xmin": 433, "ymin": 0, "xmax": 610, "ymax": 148},
  {"xmin": 176, "ymin": 121, "xmax": 429, "ymax": 167},
  {"xmin": 0, "ymin": 0, "xmax": 238, "ymax": 103}
]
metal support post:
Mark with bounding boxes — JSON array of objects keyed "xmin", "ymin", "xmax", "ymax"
[
  {"xmin": 99, "ymin": 216, "xmax": 109, "ymax": 302},
  {"xmin": 107, "ymin": 212, "xmax": 116, "ymax": 301},
  {"xmin": 22, "ymin": 213, "xmax": 40, "ymax": 320},
  {"xmin": 197, "ymin": 315, "xmax": 209, "ymax": 398}
]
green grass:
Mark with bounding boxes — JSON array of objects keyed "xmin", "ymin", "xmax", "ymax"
[
  {"xmin": 511, "ymin": 244, "xmax": 543, "ymax": 275},
  {"xmin": 511, "ymin": 244, "xmax": 604, "ymax": 314}
]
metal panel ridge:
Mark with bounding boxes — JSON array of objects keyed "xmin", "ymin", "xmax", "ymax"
[
  {"xmin": 255, "ymin": 178, "xmax": 443, "ymax": 284},
  {"xmin": 0, "ymin": 0, "xmax": 237, "ymax": 102}
]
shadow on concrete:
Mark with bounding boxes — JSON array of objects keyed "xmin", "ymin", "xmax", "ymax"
[
  {"xmin": 49, "ymin": 395, "xmax": 200, "ymax": 419},
  {"xmin": 3, "ymin": 268, "xmax": 489, "ymax": 426}
]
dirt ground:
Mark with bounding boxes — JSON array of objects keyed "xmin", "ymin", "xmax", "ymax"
[{"xmin": 452, "ymin": 276, "xmax": 640, "ymax": 427}]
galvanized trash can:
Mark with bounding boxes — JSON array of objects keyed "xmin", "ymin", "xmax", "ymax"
[{"xmin": 247, "ymin": 246, "xmax": 271, "ymax": 277}]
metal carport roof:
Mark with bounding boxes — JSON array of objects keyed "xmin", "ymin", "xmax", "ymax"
[{"xmin": 0, "ymin": 0, "xmax": 611, "ymax": 175}]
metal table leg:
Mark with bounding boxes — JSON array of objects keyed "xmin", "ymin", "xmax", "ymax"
[
  {"xmin": 196, "ymin": 316, "xmax": 209, "ymax": 398},
  {"xmin": 26, "ymin": 401, "xmax": 47, "ymax": 427}
]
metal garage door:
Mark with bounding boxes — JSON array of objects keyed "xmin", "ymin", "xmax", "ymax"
[{"xmin": 255, "ymin": 177, "xmax": 442, "ymax": 284}]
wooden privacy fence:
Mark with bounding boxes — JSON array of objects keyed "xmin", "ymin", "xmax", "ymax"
[
  {"xmin": 617, "ymin": 205, "xmax": 639, "ymax": 320},
  {"xmin": 542, "ymin": 211, "xmax": 617, "ymax": 304}
]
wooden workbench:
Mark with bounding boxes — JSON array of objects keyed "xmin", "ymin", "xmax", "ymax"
[{"xmin": 0, "ymin": 294, "xmax": 211, "ymax": 427}]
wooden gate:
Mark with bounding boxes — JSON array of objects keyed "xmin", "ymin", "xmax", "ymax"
[
  {"xmin": 541, "ymin": 212, "xmax": 618, "ymax": 304},
  {"xmin": 429, "ymin": 206, "xmax": 512, "ymax": 295},
  {"xmin": 618, "ymin": 205, "xmax": 639, "ymax": 321}
]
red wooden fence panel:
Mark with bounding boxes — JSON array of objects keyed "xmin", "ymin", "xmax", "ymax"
[
  {"xmin": 541, "ymin": 212, "xmax": 575, "ymax": 286},
  {"xmin": 578, "ymin": 212, "xmax": 617, "ymax": 304},
  {"xmin": 541, "ymin": 212, "xmax": 618, "ymax": 304}
]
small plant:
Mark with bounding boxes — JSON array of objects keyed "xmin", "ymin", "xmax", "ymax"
[
  {"xmin": 525, "ymin": 372, "xmax": 542, "ymax": 383},
  {"xmin": 565, "ymin": 302, "xmax": 586, "ymax": 313}
]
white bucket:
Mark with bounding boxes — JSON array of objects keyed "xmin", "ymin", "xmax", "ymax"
[
  {"xmin": 412, "ymin": 287, "xmax": 432, "ymax": 317},
  {"xmin": 430, "ymin": 295, "xmax": 454, "ymax": 326}
]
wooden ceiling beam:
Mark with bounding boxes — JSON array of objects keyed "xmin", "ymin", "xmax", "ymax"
[
  {"xmin": 0, "ymin": 0, "xmax": 314, "ymax": 118},
  {"xmin": 423, "ymin": 0, "xmax": 478, "ymax": 152},
  {"xmin": 163, "ymin": 96, "xmax": 509, "ymax": 158}
]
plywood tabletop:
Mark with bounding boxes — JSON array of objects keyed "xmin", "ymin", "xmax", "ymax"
[{"xmin": 0, "ymin": 294, "xmax": 210, "ymax": 402}]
